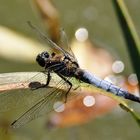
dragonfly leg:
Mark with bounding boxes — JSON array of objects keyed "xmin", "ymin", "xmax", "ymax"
[
  {"xmin": 46, "ymin": 71, "xmax": 51, "ymax": 86},
  {"xmin": 29, "ymin": 71, "xmax": 51, "ymax": 90},
  {"xmin": 73, "ymin": 85, "xmax": 80, "ymax": 90},
  {"xmin": 57, "ymin": 74, "xmax": 72, "ymax": 103}
]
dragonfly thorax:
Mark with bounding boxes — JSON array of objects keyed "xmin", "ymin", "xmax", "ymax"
[{"xmin": 36, "ymin": 50, "xmax": 80, "ymax": 77}]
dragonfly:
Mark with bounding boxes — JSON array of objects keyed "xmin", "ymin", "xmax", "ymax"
[{"xmin": 4, "ymin": 22, "xmax": 140, "ymax": 128}]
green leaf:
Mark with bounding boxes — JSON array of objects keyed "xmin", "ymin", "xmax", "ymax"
[{"xmin": 112, "ymin": 0, "xmax": 140, "ymax": 85}]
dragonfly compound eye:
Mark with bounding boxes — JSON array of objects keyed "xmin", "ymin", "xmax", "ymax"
[
  {"xmin": 36, "ymin": 51, "xmax": 50, "ymax": 67},
  {"xmin": 42, "ymin": 51, "xmax": 50, "ymax": 58}
]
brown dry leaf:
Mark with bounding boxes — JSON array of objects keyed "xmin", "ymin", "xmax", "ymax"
[{"xmin": 34, "ymin": 0, "xmax": 60, "ymax": 43}]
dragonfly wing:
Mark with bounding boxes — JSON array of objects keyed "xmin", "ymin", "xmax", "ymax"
[
  {"xmin": 0, "ymin": 72, "xmax": 78, "ymax": 128},
  {"xmin": 0, "ymin": 72, "xmax": 63, "ymax": 112},
  {"xmin": 28, "ymin": 22, "xmax": 68, "ymax": 56},
  {"xmin": 0, "ymin": 87, "xmax": 53, "ymax": 112},
  {"xmin": 59, "ymin": 28, "xmax": 78, "ymax": 62},
  {"xmin": 0, "ymin": 72, "xmax": 48, "ymax": 112},
  {"xmin": 11, "ymin": 82, "xmax": 67, "ymax": 128},
  {"xmin": 28, "ymin": 22, "xmax": 77, "ymax": 62}
]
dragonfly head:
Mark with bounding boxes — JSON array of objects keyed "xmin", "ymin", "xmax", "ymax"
[{"xmin": 36, "ymin": 51, "xmax": 50, "ymax": 67}]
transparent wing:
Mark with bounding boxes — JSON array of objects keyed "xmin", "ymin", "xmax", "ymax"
[
  {"xmin": 28, "ymin": 22, "xmax": 77, "ymax": 62},
  {"xmin": 0, "ymin": 72, "xmax": 80, "ymax": 128},
  {"xmin": 0, "ymin": 72, "xmax": 66, "ymax": 112},
  {"xmin": 11, "ymin": 78, "xmax": 69, "ymax": 128},
  {"xmin": 0, "ymin": 86, "xmax": 54, "ymax": 113},
  {"xmin": 28, "ymin": 22, "xmax": 68, "ymax": 56},
  {"xmin": 59, "ymin": 28, "xmax": 78, "ymax": 62}
]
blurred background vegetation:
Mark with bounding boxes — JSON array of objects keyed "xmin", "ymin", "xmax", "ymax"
[{"xmin": 0, "ymin": 0, "xmax": 140, "ymax": 140}]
